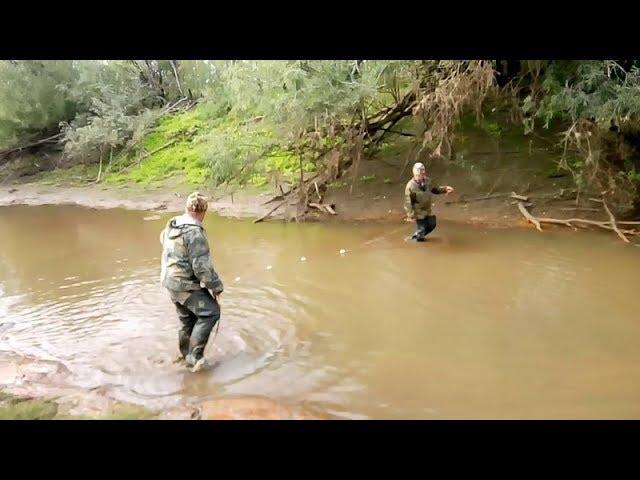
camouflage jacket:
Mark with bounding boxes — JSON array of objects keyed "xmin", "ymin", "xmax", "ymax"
[
  {"xmin": 404, "ymin": 178, "xmax": 448, "ymax": 219},
  {"xmin": 159, "ymin": 215, "xmax": 224, "ymax": 300}
]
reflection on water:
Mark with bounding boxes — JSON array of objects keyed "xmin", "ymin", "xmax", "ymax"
[{"xmin": 0, "ymin": 205, "xmax": 639, "ymax": 418}]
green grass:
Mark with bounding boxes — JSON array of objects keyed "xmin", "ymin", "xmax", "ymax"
[
  {"xmin": 0, "ymin": 396, "xmax": 58, "ymax": 420},
  {"xmin": 251, "ymin": 150, "xmax": 316, "ymax": 186},
  {"xmin": 105, "ymin": 141, "xmax": 211, "ymax": 186},
  {"xmin": 99, "ymin": 104, "xmax": 220, "ymax": 187},
  {"xmin": 101, "ymin": 403, "xmax": 156, "ymax": 420},
  {"xmin": 24, "ymin": 102, "xmax": 322, "ymax": 189},
  {"xmin": 0, "ymin": 392, "xmax": 157, "ymax": 420},
  {"xmin": 35, "ymin": 163, "xmax": 100, "ymax": 186},
  {"xmin": 101, "ymin": 107, "xmax": 306, "ymax": 188}
]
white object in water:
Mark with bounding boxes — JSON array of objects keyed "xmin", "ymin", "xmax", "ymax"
[
  {"xmin": 300, "ymin": 256, "xmax": 307, "ymax": 262},
  {"xmin": 235, "ymin": 276, "xmax": 241, "ymax": 282},
  {"xmin": 266, "ymin": 265, "xmax": 273, "ymax": 270},
  {"xmin": 339, "ymin": 249, "xmax": 347, "ymax": 255}
]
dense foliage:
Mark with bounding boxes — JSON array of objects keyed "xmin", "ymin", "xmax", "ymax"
[{"xmin": 2, "ymin": 59, "xmax": 640, "ymax": 207}]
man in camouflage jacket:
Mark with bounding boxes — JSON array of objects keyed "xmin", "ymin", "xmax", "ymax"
[
  {"xmin": 404, "ymin": 162, "xmax": 454, "ymax": 241},
  {"xmin": 160, "ymin": 192, "xmax": 224, "ymax": 372}
]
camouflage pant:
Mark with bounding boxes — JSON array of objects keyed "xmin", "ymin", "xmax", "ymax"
[
  {"xmin": 413, "ymin": 215, "xmax": 437, "ymax": 240},
  {"xmin": 174, "ymin": 288, "xmax": 220, "ymax": 361}
]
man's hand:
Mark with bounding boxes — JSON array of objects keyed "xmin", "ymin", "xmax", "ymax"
[
  {"xmin": 404, "ymin": 215, "xmax": 415, "ymax": 223},
  {"xmin": 445, "ymin": 186, "xmax": 455, "ymax": 194}
]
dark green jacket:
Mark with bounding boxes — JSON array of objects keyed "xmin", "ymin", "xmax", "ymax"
[{"xmin": 404, "ymin": 178, "xmax": 448, "ymax": 219}]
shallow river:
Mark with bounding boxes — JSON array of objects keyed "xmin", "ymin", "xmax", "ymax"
[{"xmin": 1, "ymin": 205, "xmax": 639, "ymax": 418}]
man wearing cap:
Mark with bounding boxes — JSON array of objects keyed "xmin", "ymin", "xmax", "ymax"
[
  {"xmin": 159, "ymin": 192, "xmax": 224, "ymax": 372},
  {"xmin": 404, "ymin": 163, "xmax": 454, "ymax": 242}
]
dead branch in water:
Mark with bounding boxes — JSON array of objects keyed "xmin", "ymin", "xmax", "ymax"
[
  {"xmin": 518, "ymin": 202, "xmax": 542, "ymax": 231},
  {"xmin": 516, "ymin": 200, "xmax": 639, "ymax": 242},
  {"xmin": 591, "ymin": 198, "xmax": 630, "ymax": 243}
]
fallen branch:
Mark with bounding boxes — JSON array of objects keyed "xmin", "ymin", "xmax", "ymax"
[
  {"xmin": 308, "ymin": 202, "xmax": 326, "ymax": 212},
  {"xmin": 516, "ymin": 202, "xmax": 639, "ymax": 241},
  {"xmin": 309, "ymin": 202, "xmax": 337, "ymax": 215},
  {"xmin": 375, "ymin": 127, "xmax": 416, "ymax": 137},
  {"xmin": 0, "ymin": 133, "xmax": 64, "ymax": 158},
  {"xmin": 116, "ymin": 139, "xmax": 178, "ymax": 174},
  {"xmin": 253, "ymin": 198, "xmax": 289, "ymax": 223},
  {"xmin": 518, "ymin": 202, "xmax": 542, "ymax": 231},
  {"xmin": 142, "ymin": 139, "xmax": 178, "ymax": 159},
  {"xmin": 160, "ymin": 97, "xmax": 189, "ymax": 115},
  {"xmin": 260, "ymin": 172, "xmax": 320, "ymax": 207},
  {"xmin": 510, "ymin": 192, "xmax": 529, "ymax": 201},
  {"xmin": 537, "ymin": 217, "xmax": 639, "ymax": 235},
  {"xmin": 600, "ymin": 198, "xmax": 630, "ymax": 243}
]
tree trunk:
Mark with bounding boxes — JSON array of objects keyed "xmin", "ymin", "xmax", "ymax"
[{"xmin": 170, "ymin": 60, "xmax": 185, "ymax": 97}]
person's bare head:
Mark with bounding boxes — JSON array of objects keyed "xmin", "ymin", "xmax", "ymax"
[
  {"xmin": 412, "ymin": 162, "xmax": 426, "ymax": 182},
  {"xmin": 185, "ymin": 191, "xmax": 208, "ymax": 222}
]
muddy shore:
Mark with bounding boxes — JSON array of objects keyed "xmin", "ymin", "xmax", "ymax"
[
  {"xmin": 0, "ymin": 177, "xmax": 585, "ymax": 230},
  {"xmin": 0, "ymin": 352, "xmax": 327, "ymax": 420}
]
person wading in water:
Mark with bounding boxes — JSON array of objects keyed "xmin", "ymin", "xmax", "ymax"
[
  {"xmin": 159, "ymin": 192, "xmax": 224, "ymax": 372},
  {"xmin": 404, "ymin": 162, "xmax": 454, "ymax": 242}
]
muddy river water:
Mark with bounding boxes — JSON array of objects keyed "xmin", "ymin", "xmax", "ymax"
[{"xmin": 1, "ymin": 205, "xmax": 639, "ymax": 419}]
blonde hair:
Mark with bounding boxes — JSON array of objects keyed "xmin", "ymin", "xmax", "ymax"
[{"xmin": 185, "ymin": 191, "xmax": 208, "ymax": 213}]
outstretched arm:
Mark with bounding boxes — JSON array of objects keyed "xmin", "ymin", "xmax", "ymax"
[{"xmin": 431, "ymin": 185, "xmax": 454, "ymax": 194}]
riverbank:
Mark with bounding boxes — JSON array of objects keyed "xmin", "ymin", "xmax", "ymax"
[
  {"xmin": 0, "ymin": 156, "xmax": 610, "ymax": 231},
  {"xmin": 0, "ymin": 352, "xmax": 326, "ymax": 420},
  {"xmin": 2, "ymin": 113, "xmax": 627, "ymax": 230}
]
